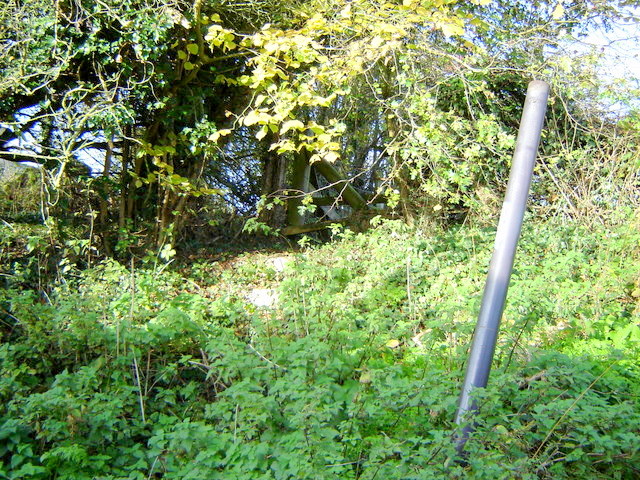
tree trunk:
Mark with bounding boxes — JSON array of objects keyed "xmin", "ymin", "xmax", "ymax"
[
  {"xmin": 286, "ymin": 152, "xmax": 311, "ymax": 227},
  {"xmin": 118, "ymin": 127, "xmax": 131, "ymax": 234},
  {"xmin": 257, "ymin": 136, "xmax": 288, "ymax": 227},
  {"xmin": 385, "ymin": 112, "xmax": 414, "ymax": 225},
  {"xmin": 313, "ymin": 159, "xmax": 366, "ymax": 210}
]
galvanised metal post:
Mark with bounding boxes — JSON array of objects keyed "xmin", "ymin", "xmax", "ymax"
[{"xmin": 454, "ymin": 80, "xmax": 550, "ymax": 454}]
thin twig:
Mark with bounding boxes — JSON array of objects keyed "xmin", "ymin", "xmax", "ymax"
[
  {"xmin": 132, "ymin": 353, "xmax": 147, "ymax": 424},
  {"xmin": 325, "ymin": 460, "xmax": 362, "ymax": 468},
  {"xmin": 247, "ymin": 343, "xmax": 288, "ymax": 371},
  {"xmin": 233, "ymin": 403, "xmax": 239, "ymax": 444},
  {"xmin": 533, "ymin": 363, "xmax": 614, "ymax": 459},
  {"xmin": 188, "ymin": 360, "xmax": 212, "ymax": 370},
  {"xmin": 146, "ymin": 455, "xmax": 160, "ymax": 480}
]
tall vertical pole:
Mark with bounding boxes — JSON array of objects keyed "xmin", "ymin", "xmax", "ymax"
[{"xmin": 454, "ymin": 80, "xmax": 550, "ymax": 454}]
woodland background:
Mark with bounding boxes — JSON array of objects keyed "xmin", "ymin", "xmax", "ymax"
[{"xmin": 1, "ymin": 0, "xmax": 639, "ymax": 478}]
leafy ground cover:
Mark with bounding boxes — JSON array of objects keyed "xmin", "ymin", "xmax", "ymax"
[{"xmin": 1, "ymin": 216, "xmax": 639, "ymax": 479}]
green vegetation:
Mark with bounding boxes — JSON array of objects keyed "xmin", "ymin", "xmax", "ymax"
[
  {"xmin": 1, "ymin": 217, "xmax": 639, "ymax": 479},
  {"xmin": 2, "ymin": 0, "xmax": 639, "ymax": 246},
  {"xmin": 1, "ymin": 0, "xmax": 639, "ymax": 478}
]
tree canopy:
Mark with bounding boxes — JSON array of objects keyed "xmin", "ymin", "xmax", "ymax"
[{"xmin": 1, "ymin": 0, "xmax": 638, "ymax": 251}]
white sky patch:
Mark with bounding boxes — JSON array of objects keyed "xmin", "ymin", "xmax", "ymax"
[
  {"xmin": 567, "ymin": 8, "xmax": 640, "ymax": 112},
  {"xmin": 584, "ymin": 17, "xmax": 640, "ymax": 81}
]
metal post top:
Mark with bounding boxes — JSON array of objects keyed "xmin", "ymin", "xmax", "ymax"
[
  {"xmin": 525, "ymin": 81, "xmax": 551, "ymax": 101},
  {"xmin": 528, "ymin": 80, "xmax": 550, "ymax": 89}
]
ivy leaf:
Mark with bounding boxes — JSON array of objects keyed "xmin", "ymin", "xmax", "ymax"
[
  {"xmin": 186, "ymin": 43, "xmax": 199, "ymax": 55},
  {"xmin": 184, "ymin": 61, "xmax": 195, "ymax": 70}
]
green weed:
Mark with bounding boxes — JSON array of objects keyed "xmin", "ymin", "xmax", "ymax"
[{"xmin": 1, "ymin": 217, "xmax": 638, "ymax": 478}]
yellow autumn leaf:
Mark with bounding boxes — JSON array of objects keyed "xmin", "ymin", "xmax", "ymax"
[
  {"xmin": 323, "ymin": 151, "xmax": 339, "ymax": 163},
  {"xmin": 205, "ymin": 25, "xmax": 222, "ymax": 41},
  {"xmin": 552, "ymin": 3, "xmax": 564, "ymax": 20},
  {"xmin": 317, "ymin": 133, "xmax": 332, "ymax": 144},
  {"xmin": 280, "ymin": 119, "xmax": 305, "ymax": 134},
  {"xmin": 254, "ymin": 94, "xmax": 267, "ymax": 107},
  {"xmin": 439, "ymin": 21, "xmax": 464, "ymax": 38},
  {"xmin": 264, "ymin": 41, "xmax": 279, "ymax": 53},
  {"xmin": 386, "ymin": 339, "xmax": 401, "ymax": 349},
  {"xmin": 305, "ymin": 14, "xmax": 326, "ymax": 30},
  {"xmin": 200, "ymin": 187, "xmax": 225, "ymax": 195},
  {"xmin": 256, "ymin": 126, "xmax": 269, "ymax": 140},
  {"xmin": 370, "ymin": 36, "xmax": 384, "ymax": 49},
  {"xmin": 208, "ymin": 129, "xmax": 232, "ymax": 143},
  {"xmin": 243, "ymin": 110, "xmax": 273, "ymax": 127},
  {"xmin": 243, "ymin": 110, "xmax": 262, "ymax": 126},
  {"xmin": 340, "ymin": 4, "xmax": 351, "ymax": 17}
]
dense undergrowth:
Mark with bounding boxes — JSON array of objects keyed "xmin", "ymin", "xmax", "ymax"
[{"xmin": 1, "ymin": 216, "xmax": 639, "ymax": 479}]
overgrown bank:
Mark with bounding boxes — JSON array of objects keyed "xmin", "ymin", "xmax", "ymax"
[{"xmin": 1, "ymin": 216, "xmax": 639, "ymax": 479}]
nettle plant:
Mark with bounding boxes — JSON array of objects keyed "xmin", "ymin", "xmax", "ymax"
[{"xmin": 1, "ymin": 217, "xmax": 639, "ymax": 479}]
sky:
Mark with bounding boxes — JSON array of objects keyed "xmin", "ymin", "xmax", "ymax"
[
  {"xmin": 575, "ymin": 7, "xmax": 640, "ymax": 112},
  {"xmin": 588, "ymin": 18, "xmax": 639, "ymax": 78}
]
